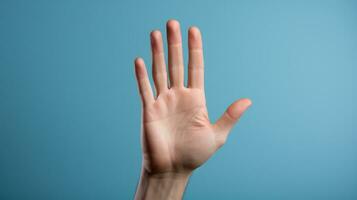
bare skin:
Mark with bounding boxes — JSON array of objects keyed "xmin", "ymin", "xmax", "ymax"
[{"xmin": 134, "ymin": 19, "xmax": 252, "ymax": 200}]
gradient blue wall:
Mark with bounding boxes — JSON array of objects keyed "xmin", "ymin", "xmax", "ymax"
[{"xmin": 1, "ymin": 0, "xmax": 357, "ymax": 199}]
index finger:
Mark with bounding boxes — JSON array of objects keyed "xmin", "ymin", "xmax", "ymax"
[{"xmin": 187, "ymin": 26, "xmax": 204, "ymax": 90}]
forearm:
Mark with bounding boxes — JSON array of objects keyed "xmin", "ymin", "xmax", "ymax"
[{"xmin": 135, "ymin": 169, "xmax": 191, "ymax": 200}]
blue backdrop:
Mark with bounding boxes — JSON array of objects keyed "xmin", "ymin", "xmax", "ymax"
[{"xmin": 1, "ymin": 0, "xmax": 357, "ymax": 199}]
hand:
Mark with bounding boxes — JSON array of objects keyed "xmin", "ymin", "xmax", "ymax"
[{"xmin": 134, "ymin": 20, "xmax": 252, "ymax": 200}]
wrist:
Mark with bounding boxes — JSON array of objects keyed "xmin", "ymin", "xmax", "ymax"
[{"xmin": 135, "ymin": 169, "xmax": 192, "ymax": 200}]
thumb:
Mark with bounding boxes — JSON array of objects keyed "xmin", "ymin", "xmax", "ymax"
[{"xmin": 214, "ymin": 98, "xmax": 252, "ymax": 144}]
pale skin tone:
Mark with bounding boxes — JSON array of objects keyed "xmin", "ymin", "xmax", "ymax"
[{"xmin": 134, "ymin": 19, "xmax": 252, "ymax": 200}]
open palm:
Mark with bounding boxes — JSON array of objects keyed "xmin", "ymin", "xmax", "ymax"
[{"xmin": 135, "ymin": 20, "xmax": 251, "ymax": 175}]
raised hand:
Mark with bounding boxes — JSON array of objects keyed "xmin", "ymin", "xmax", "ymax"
[{"xmin": 134, "ymin": 20, "xmax": 252, "ymax": 200}]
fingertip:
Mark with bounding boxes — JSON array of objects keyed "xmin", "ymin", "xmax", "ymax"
[
  {"xmin": 188, "ymin": 26, "xmax": 201, "ymax": 39},
  {"xmin": 166, "ymin": 19, "xmax": 180, "ymax": 31},
  {"xmin": 241, "ymin": 98, "xmax": 252, "ymax": 107},
  {"xmin": 134, "ymin": 57, "xmax": 146, "ymax": 78},
  {"xmin": 227, "ymin": 98, "xmax": 252, "ymax": 119},
  {"xmin": 134, "ymin": 57, "xmax": 144, "ymax": 66},
  {"xmin": 150, "ymin": 30, "xmax": 163, "ymax": 53},
  {"xmin": 166, "ymin": 19, "xmax": 182, "ymax": 44},
  {"xmin": 188, "ymin": 26, "xmax": 202, "ymax": 49},
  {"xmin": 150, "ymin": 29, "xmax": 162, "ymax": 40}
]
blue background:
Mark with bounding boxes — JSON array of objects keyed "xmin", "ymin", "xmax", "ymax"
[{"xmin": 1, "ymin": 0, "xmax": 357, "ymax": 199}]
